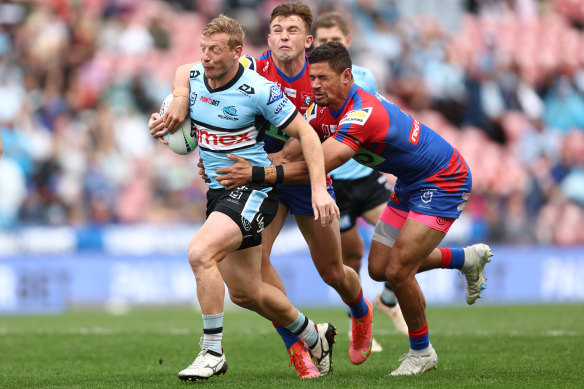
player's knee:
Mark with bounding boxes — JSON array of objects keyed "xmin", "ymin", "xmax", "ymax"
[
  {"xmin": 228, "ymin": 288, "xmax": 258, "ymax": 310},
  {"xmin": 343, "ymin": 253, "xmax": 363, "ymax": 273},
  {"xmin": 187, "ymin": 242, "xmax": 214, "ymax": 271},
  {"xmin": 318, "ymin": 265, "xmax": 344, "ymax": 288},
  {"xmin": 368, "ymin": 261, "xmax": 386, "ymax": 281}
]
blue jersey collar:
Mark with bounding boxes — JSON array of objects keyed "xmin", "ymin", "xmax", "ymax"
[{"xmin": 329, "ymin": 84, "xmax": 359, "ymax": 120}]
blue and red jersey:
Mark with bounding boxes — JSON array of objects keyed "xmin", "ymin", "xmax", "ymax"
[
  {"xmin": 305, "ymin": 85, "xmax": 472, "ymax": 216},
  {"xmin": 241, "ymin": 50, "xmax": 314, "ymax": 153}
]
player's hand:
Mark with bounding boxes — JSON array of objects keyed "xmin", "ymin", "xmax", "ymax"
[
  {"xmin": 149, "ymin": 112, "xmax": 168, "ymax": 144},
  {"xmin": 268, "ymin": 151, "xmax": 286, "ymax": 165},
  {"xmin": 197, "ymin": 157, "xmax": 208, "ymax": 180},
  {"xmin": 216, "ymin": 154, "xmax": 253, "ymax": 190},
  {"xmin": 312, "ymin": 187, "xmax": 340, "ymax": 227},
  {"xmin": 164, "ymin": 96, "xmax": 190, "ymax": 134}
]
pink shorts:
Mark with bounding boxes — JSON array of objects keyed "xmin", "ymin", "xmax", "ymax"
[{"xmin": 379, "ymin": 205, "xmax": 455, "ymax": 233}]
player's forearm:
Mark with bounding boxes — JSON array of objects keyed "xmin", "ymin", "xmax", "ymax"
[
  {"xmin": 172, "ymin": 64, "xmax": 193, "ymax": 95},
  {"xmin": 297, "ymin": 133, "xmax": 328, "ymax": 191},
  {"xmin": 252, "ymin": 161, "xmax": 310, "ymax": 185}
]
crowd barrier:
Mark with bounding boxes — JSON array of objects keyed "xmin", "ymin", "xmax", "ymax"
[{"xmin": 1, "ymin": 224, "xmax": 582, "ymax": 315}]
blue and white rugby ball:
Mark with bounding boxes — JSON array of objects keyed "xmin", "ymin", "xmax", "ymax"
[{"xmin": 159, "ymin": 93, "xmax": 197, "ymax": 155}]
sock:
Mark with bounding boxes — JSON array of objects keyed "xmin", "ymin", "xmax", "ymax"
[
  {"xmin": 273, "ymin": 321, "xmax": 301, "ymax": 349},
  {"xmin": 202, "ymin": 313, "xmax": 223, "ymax": 355},
  {"xmin": 285, "ymin": 311, "xmax": 318, "ymax": 348},
  {"xmin": 343, "ymin": 288, "xmax": 369, "ymax": 319},
  {"xmin": 439, "ymin": 248, "xmax": 465, "ymax": 269},
  {"xmin": 408, "ymin": 323, "xmax": 430, "ymax": 351},
  {"xmin": 380, "ymin": 282, "xmax": 397, "ymax": 307}
]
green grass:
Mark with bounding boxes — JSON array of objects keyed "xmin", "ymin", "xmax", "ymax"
[{"xmin": 1, "ymin": 304, "xmax": 583, "ymax": 388}]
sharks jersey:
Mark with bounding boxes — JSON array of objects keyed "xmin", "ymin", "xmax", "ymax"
[
  {"xmin": 189, "ymin": 63, "xmax": 298, "ymax": 189},
  {"xmin": 240, "ymin": 51, "xmax": 314, "ymax": 153}
]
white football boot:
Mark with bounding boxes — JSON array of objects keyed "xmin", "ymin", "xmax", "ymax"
[
  {"xmin": 178, "ymin": 340, "xmax": 227, "ymax": 381},
  {"xmin": 390, "ymin": 344, "xmax": 438, "ymax": 376},
  {"xmin": 462, "ymin": 244, "xmax": 493, "ymax": 305},
  {"xmin": 308, "ymin": 323, "xmax": 336, "ymax": 376}
]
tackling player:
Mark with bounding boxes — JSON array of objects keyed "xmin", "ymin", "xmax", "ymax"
[
  {"xmin": 216, "ymin": 41, "xmax": 493, "ymax": 376},
  {"xmin": 313, "ymin": 11, "xmax": 408, "ymax": 344},
  {"xmin": 148, "ymin": 15, "xmax": 337, "ymax": 381}
]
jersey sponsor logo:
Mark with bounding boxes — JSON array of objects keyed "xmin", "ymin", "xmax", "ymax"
[
  {"xmin": 190, "ymin": 92, "xmax": 197, "ymax": 106},
  {"xmin": 302, "ymin": 92, "xmax": 313, "ymax": 107},
  {"xmin": 321, "ymin": 124, "xmax": 337, "ymax": 138},
  {"xmin": 239, "ymin": 56, "xmax": 254, "ymax": 70},
  {"xmin": 241, "ymin": 215, "xmax": 252, "ymax": 231},
  {"xmin": 339, "ymin": 108, "xmax": 372, "ymax": 126},
  {"xmin": 237, "ymin": 84, "xmax": 255, "ymax": 95},
  {"xmin": 284, "ymin": 87, "xmax": 297, "ymax": 98},
  {"xmin": 267, "ymin": 84, "xmax": 284, "ymax": 105},
  {"xmin": 198, "ymin": 128, "xmax": 254, "ymax": 149},
  {"xmin": 200, "ymin": 96, "xmax": 220, "ymax": 106},
  {"xmin": 256, "ymin": 214, "xmax": 265, "ymax": 233},
  {"xmin": 462, "ymin": 192, "xmax": 470, "ymax": 200},
  {"xmin": 421, "ymin": 190, "xmax": 433, "ymax": 203},
  {"xmin": 303, "ymin": 103, "xmax": 318, "ymax": 123},
  {"xmin": 353, "ymin": 148, "xmax": 386, "ymax": 167},
  {"xmin": 409, "ymin": 119, "xmax": 421, "ymax": 145},
  {"xmin": 457, "ymin": 202, "xmax": 466, "ymax": 211},
  {"xmin": 219, "ymin": 105, "xmax": 239, "ymax": 121},
  {"xmin": 190, "ymin": 70, "xmax": 201, "ymax": 79}
]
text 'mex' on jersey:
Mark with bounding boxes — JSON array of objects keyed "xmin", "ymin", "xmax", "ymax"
[{"xmin": 188, "ymin": 63, "xmax": 298, "ymax": 189}]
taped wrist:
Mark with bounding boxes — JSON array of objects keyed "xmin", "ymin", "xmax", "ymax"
[
  {"xmin": 252, "ymin": 166, "xmax": 265, "ymax": 183},
  {"xmin": 172, "ymin": 87, "xmax": 190, "ymax": 98},
  {"xmin": 275, "ymin": 165, "xmax": 284, "ymax": 184}
]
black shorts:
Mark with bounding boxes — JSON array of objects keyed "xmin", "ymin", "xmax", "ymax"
[
  {"xmin": 206, "ymin": 184, "xmax": 279, "ymax": 250},
  {"xmin": 332, "ymin": 171, "xmax": 392, "ymax": 232}
]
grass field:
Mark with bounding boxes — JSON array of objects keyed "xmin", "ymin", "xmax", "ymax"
[{"xmin": 1, "ymin": 304, "xmax": 583, "ymax": 388}]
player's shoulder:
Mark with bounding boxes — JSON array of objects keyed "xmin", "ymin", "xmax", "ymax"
[{"xmin": 352, "ymin": 65, "xmax": 377, "ymax": 94}]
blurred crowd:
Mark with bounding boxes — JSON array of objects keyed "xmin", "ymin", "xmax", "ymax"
[{"xmin": 0, "ymin": 0, "xmax": 583, "ymax": 244}]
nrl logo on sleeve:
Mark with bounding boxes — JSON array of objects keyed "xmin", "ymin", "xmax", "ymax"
[
  {"xmin": 339, "ymin": 108, "xmax": 372, "ymax": 126},
  {"xmin": 267, "ymin": 84, "xmax": 284, "ymax": 105}
]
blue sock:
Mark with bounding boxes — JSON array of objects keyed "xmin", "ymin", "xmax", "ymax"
[
  {"xmin": 450, "ymin": 248, "xmax": 465, "ymax": 269},
  {"xmin": 409, "ymin": 323, "xmax": 430, "ymax": 351},
  {"xmin": 345, "ymin": 288, "xmax": 369, "ymax": 319},
  {"xmin": 273, "ymin": 322, "xmax": 300, "ymax": 349},
  {"xmin": 285, "ymin": 311, "xmax": 318, "ymax": 348}
]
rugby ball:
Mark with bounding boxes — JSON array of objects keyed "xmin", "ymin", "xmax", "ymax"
[{"xmin": 159, "ymin": 93, "xmax": 197, "ymax": 155}]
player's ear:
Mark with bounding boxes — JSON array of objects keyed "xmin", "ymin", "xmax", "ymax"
[
  {"xmin": 345, "ymin": 34, "xmax": 352, "ymax": 48},
  {"xmin": 234, "ymin": 45, "xmax": 243, "ymax": 58},
  {"xmin": 342, "ymin": 67, "xmax": 352, "ymax": 84},
  {"xmin": 305, "ymin": 34, "xmax": 313, "ymax": 49}
]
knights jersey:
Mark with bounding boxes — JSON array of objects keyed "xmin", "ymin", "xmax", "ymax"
[
  {"xmin": 188, "ymin": 63, "xmax": 298, "ymax": 189},
  {"xmin": 241, "ymin": 50, "xmax": 314, "ymax": 153},
  {"xmin": 305, "ymin": 85, "xmax": 463, "ymax": 186},
  {"xmin": 328, "ymin": 64, "xmax": 378, "ymax": 181}
]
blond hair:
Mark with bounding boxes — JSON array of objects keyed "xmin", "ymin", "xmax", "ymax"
[{"xmin": 202, "ymin": 14, "xmax": 245, "ymax": 49}]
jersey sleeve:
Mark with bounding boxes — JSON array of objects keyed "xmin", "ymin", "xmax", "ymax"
[
  {"xmin": 256, "ymin": 81, "xmax": 298, "ymax": 130},
  {"xmin": 334, "ymin": 107, "xmax": 375, "ymax": 151}
]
